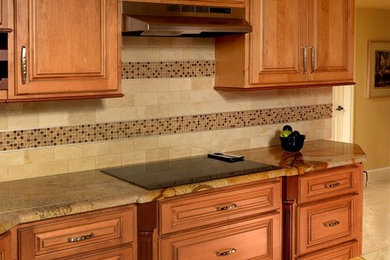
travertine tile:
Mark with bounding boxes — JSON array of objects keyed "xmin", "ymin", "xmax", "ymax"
[
  {"xmin": 96, "ymin": 153, "xmax": 122, "ymax": 168},
  {"xmin": 68, "ymin": 156, "xmax": 96, "ymax": 172},
  {"xmin": 0, "ymin": 151, "xmax": 25, "ymax": 166},
  {"xmin": 25, "ymin": 148, "xmax": 55, "ymax": 164},
  {"xmin": 39, "ymin": 112, "xmax": 69, "ymax": 128},
  {"xmin": 8, "ymin": 160, "xmax": 69, "ymax": 181},
  {"xmin": 68, "ymin": 111, "xmax": 97, "ymax": 125},
  {"xmin": 122, "ymin": 151, "xmax": 146, "ymax": 165},
  {"xmin": 7, "ymin": 114, "xmax": 39, "ymax": 130},
  {"xmin": 169, "ymin": 145, "xmax": 191, "ymax": 158},
  {"xmin": 145, "ymin": 147, "xmax": 170, "ymax": 161},
  {"xmin": 0, "ymin": 167, "xmax": 8, "ymax": 182}
]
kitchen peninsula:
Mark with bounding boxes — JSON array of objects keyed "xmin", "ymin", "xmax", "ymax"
[{"xmin": 0, "ymin": 140, "xmax": 366, "ymax": 259}]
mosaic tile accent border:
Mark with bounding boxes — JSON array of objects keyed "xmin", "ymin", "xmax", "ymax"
[
  {"xmin": 122, "ymin": 60, "xmax": 215, "ymax": 79},
  {"xmin": 0, "ymin": 104, "xmax": 332, "ymax": 152}
]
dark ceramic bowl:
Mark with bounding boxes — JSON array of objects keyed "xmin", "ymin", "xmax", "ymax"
[{"xmin": 280, "ymin": 134, "xmax": 306, "ymax": 152}]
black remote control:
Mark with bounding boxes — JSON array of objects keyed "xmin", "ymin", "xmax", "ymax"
[{"xmin": 207, "ymin": 152, "xmax": 245, "ymax": 162}]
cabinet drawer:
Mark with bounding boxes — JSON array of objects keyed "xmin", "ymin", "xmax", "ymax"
[
  {"xmin": 160, "ymin": 212, "xmax": 281, "ymax": 260},
  {"xmin": 60, "ymin": 246, "xmax": 133, "ymax": 260},
  {"xmin": 160, "ymin": 180, "xmax": 281, "ymax": 234},
  {"xmin": 299, "ymin": 165, "xmax": 361, "ymax": 204},
  {"xmin": 19, "ymin": 205, "xmax": 136, "ymax": 260},
  {"xmin": 297, "ymin": 241, "xmax": 359, "ymax": 260},
  {"xmin": 297, "ymin": 195, "xmax": 360, "ymax": 255}
]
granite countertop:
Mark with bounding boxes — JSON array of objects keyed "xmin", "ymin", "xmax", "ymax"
[{"xmin": 0, "ymin": 140, "xmax": 366, "ymax": 235}]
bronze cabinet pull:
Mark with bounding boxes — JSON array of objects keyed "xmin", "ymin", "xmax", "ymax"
[
  {"xmin": 216, "ymin": 203, "xmax": 238, "ymax": 212},
  {"xmin": 323, "ymin": 220, "xmax": 340, "ymax": 228},
  {"xmin": 67, "ymin": 232, "xmax": 95, "ymax": 243},
  {"xmin": 324, "ymin": 182, "xmax": 341, "ymax": 188},
  {"xmin": 302, "ymin": 46, "xmax": 308, "ymax": 73},
  {"xmin": 216, "ymin": 248, "xmax": 237, "ymax": 256},
  {"xmin": 21, "ymin": 46, "xmax": 27, "ymax": 84}
]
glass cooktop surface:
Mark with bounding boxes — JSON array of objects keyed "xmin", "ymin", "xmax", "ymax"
[{"xmin": 101, "ymin": 156, "xmax": 281, "ymax": 190}]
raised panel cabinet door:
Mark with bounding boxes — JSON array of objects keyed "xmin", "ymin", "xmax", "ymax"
[
  {"xmin": 0, "ymin": 232, "xmax": 11, "ymax": 260},
  {"xmin": 297, "ymin": 195, "xmax": 360, "ymax": 255},
  {"xmin": 0, "ymin": 0, "xmax": 2, "ymax": 26},
  {"xmin": 297, "ymin": 241, "xmax": 359, "ymax": 260},
  {"xmin": 160, "ymin": 213, "xmax": 281, "ymax": 260},
  {"xmin": 65, "ymin": 246, "xmax": 133, "ymax": 260},
  {"xmin": 122, "ymin": 0, "xmax": 244, "ymax": 7},
  {"xmin": 308, "ymin": 0, "xmax": 354, "ymax": 82},
  {"xmin": 12, "ymin": 0, "xmax": 121, "ymax": 100},
  {"xmin": 249, "ymin": 0, "xmax": 308, "ymax": 86}
]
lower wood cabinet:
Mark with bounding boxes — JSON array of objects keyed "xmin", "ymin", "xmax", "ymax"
[
  {"xmin": 0, "ymin": 232, "xmax": 11, "ymax": 260},
  {"xmin": 160, "ymin": 213, "xmax": 281, "ymax": 260},
  {"xmin": 297, "ymin": 195, "xmax": 359, "ymax": 255},
  {"xmin": 138, "ymin": 179, "xmax": 283, "ymax": 260},
  {"xmin": 297, "ymin": 241, "xmax": 359, "ymax": 260},
  {"xmin": 60, "ymin": 246, "xmax": 133, "ymax": 260},
  {"xmin": 283, "ymin": 163, "xmax": 363, "ymax": 260},
  {"xmin": 18, "ymin": 205, "xmax": 136, "ymax": 260}
]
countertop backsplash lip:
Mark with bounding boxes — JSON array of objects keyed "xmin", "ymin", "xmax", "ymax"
[{"xmin": 0, "ymin": 140, "xmax": 366, "ymax": 236}]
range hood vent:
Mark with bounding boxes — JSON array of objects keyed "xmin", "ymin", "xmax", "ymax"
[{"xmin": 122, "ymin": 2, "xmax": 252, "ymax": 37}]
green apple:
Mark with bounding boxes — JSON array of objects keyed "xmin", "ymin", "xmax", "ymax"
[{"xmin": 280, "ymin": 130, "xmax": 292, "ymax": 138}]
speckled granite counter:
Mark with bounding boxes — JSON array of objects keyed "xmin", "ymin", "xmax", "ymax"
[{"xmin": 0, "ymin": 140, "xmax": 366, "ymax": 235}]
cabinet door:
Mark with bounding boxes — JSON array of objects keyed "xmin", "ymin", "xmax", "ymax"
[
  {"xmin": 11, "ymin": 0, "xmax": 121, "ymax": 101},
  {"xmin": 0, "ymin": 0, "xmax": 3, "ymax": 26},
  {"xmin": 0, "ymin": 0, "xmax": 8, "ymax": 29},
  {"xmin": 0, "ymin": 232, "xmax": 11, "ymax": 260},
  {"xmin": 250, "ymin": 0, "xmax": 307, "ymax": 86},
  {"xmin": 297, "ymin": 195, "xmax": 360, "ymax": 255},
  {"xmin": 160, "ymin": 213, "xmax": 281, "ymax": 260},
  {"xmin": 308, "ymin": 0, "xmax": 354, "ymax": 82},
  {"xmin": 64, "ymin": 246, "xmax": 133, "ymax": 260}
]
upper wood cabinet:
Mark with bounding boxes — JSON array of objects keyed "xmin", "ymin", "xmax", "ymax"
[
  {"xmin": 9, "ymin": 0, "xmax": 122, "ymax": 101},
  {"xmin": 215, "ymin": 0, "xmax": 355, "ymax": 90}
]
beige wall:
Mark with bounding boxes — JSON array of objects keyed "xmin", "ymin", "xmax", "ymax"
[
  {"xmin": 0, "ymin": 38, "xmax": 332, "ymax": 182},
  {"xmin": 354, "ymin": 8, "xmax": 390, "ymax": 170}
]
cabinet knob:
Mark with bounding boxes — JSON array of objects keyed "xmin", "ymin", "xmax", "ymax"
[{"xmin": 336, "ymin": 105, "xmax": 344, "ymax": 111}]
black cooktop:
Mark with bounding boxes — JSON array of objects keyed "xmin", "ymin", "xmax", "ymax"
[{"xmin": 101, "ymin": 156, "xmax": 281, "ymax": 190}]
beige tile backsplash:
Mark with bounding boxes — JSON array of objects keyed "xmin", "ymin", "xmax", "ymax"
[{"xmin": 0, "ymin": 37, "xmax": 333, "ymax": 182}]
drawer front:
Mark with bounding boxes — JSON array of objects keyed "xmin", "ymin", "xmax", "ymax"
[
  {"xmin": 160, "ymin": 213, "xmax": 281, "ymax": 260},
  {"xmin": 61, "ymin": 246, "xmax": 133, "ymax": 260},
  {"xmin": 299, "ymin": 165, "xmax": 361, "ymax": 204},
  {"xmin": 160, "ymin": 180, "xmax": 281, "ymax": 234},
  {"xmin": 298, "ymin": 195, "xmax": 360, "ymax": 255},
  {"xmin": 298, "ymin": 241, "xmax": 359, "ymax": 260},
  {"xmin": 19, "ymin": 206, "xmax": 136, "ymax": 260}
]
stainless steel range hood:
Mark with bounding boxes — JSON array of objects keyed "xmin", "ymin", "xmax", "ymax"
[{"xmin": 122, "ymin": 2, "xmax": 252, "ymax": 37}]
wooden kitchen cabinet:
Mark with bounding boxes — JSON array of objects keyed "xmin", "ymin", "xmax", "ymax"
[
  {"xmin": 138, "ymin": 179, "xmax": 282, "ymax": 260},
  {"xmin": 0, "ymin": 232, "xmax": 11, "ymax": 260},
  {"xmin": 160, "ymin": 213, "xmax": 280, "ymax": 260},
  {"xmin": 215, "ymin": 0, "xmax": 355, "ymax": 90},
  {"xmin": 18, "ymin": 205, "xmax": 137, "ymax": 260},
  {"xmin": 9, "ymin": 0, "xmax": 122, "ymax": 101},
  {"xmin": 283, "ymin": 164, "xmax": 363, "ymax": 260},
  {"xmin": 0, "ymin": 0, "xmax": 10, "ymax": 30},
  {"xmin": 122, "ymin": 0, "xmax": 244, "ymax": 8}
]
